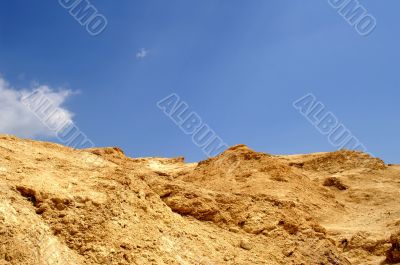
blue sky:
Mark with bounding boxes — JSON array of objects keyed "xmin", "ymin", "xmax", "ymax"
[{"xmin": 0, "ymin": 0, "xmax": 399, "ymax": 163}]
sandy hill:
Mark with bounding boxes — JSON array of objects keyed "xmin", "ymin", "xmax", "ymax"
[{"xmin": 0, "ymin": 135, "xmax": 399, "ymax": 265}]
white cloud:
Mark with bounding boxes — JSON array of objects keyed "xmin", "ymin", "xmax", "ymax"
[
  {"xmin": 136, "ymin": 48, "xmax": 149, "ymax": 59},
  {"xmin": 0, "ymin": 77, "xmax": 74, "ymax": 138}
]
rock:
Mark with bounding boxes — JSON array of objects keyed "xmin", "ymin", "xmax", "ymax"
[
  {"xmin": 0, "ymin": 135, "xmax": 395, "ymax": 265},
  {"xmin": 386, "ymin": 231, "xmax": 400, "ymax": 263},
  {"xmin": 239, "ymin": 239, "xmax": 253, "ymax": 250},
  {"xmin": 229, "ymin": 226, "xmax": 240, "ymax": 233}
]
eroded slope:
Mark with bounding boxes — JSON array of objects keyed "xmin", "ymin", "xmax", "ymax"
[{"xmin": 0, "ymin": 136, "xmax": 399, "ymax": 265}]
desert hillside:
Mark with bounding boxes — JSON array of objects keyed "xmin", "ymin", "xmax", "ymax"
[{"xmin": 0, "ymin": 135, "xmax": 399, "ymax": 264}]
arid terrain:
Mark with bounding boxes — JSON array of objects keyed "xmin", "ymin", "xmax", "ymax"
[{"xmin": 0, "ymin": 135, "xmax": 399, "ymax": 264}]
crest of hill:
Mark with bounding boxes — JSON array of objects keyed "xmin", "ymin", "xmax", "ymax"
[
  {"xmin": 281, "ymin": 150, "xmax": 386, "ymax": 174},
  {"xmin": 191, "ymin": 144, "xmax": 301, "ymax": 182}
]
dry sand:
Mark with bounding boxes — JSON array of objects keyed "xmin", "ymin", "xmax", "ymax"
[{"xmin": 0, "ymin": 135, "xmax": 399, "ymax": 264}]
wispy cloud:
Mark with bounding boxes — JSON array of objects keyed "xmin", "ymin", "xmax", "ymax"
[
  {"xmin": 0, "ymin": 76, "xmax": 74, "ymax": 138},
  {"xmin": 136, "ymin": 48, "xmax": 149, "ymax": 59}
]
